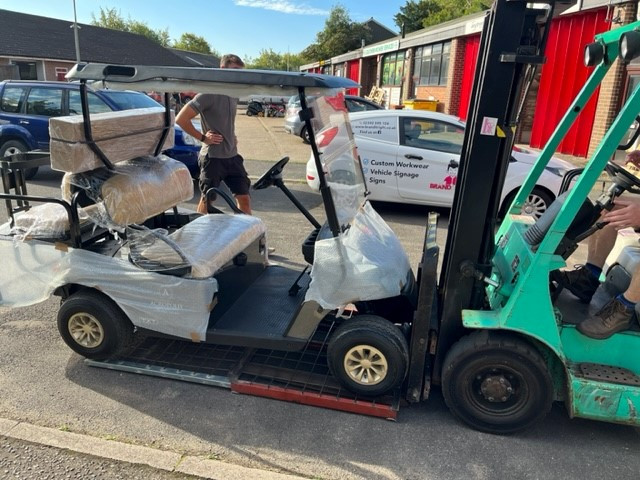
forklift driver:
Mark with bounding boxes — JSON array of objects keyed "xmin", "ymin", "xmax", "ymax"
[{"xmin": 554, "ymin": 152, "xmax": 640, "ymax": 339}]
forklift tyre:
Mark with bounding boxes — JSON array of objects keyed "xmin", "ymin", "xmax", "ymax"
[
  {"xmin": 327, "ymin": 316, "xmax": 409, "ymax": 397},
  {"xmin": 442, "ymin": 331, "xmax": 553, "ymax": 434},
  {"xmin": 57, "ymin": 290, "xmax": 135, "ymax": 361}
]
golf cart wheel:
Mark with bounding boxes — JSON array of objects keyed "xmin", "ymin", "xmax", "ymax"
[
  {"xmin": 327, "ymin": 316, "xmax": 409, "ymax": 397},
  {"xmin": 57, "ymin": 290, "xmax": 135, "ymax": 361},
  {"xmin": 301, "ymin": 126, "xmax": 310, "ymax": 144},
  {"xmin": 442, "ymin": 331, "xmax": 553, "ymax": 434},
  {"xmin": 0, "ymin": 139, "xmax": 38, "ymax": 180}
]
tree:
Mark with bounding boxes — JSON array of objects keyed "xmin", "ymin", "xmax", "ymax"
[
  {"xmin": 173, "ymin": 33, "xmax": 213, "ymax": 55},
  {"xmin": 302, "ymin": 5, "xmax": 372, "ymax": 62},
  {"xmin": 91, "ymin": 7, "xmax": 171, "ymax": 47},
  {"xmin": 422, "ymin": 0, "xmax": 490, "ymax": 28},
  {"xmin": 394, "ymin": 0, "xmax": 440, "ymax": 34},
  {"xmin": 246, "ymin": 49, "xmax": 304, "ymax": 71}
]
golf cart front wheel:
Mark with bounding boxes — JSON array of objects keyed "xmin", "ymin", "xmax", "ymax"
[
  {"xmin": 327, "ymin": 316, "xmax": 409, "ymax": 397},
  {"xmin": 57, "ymin": 290, "xmax": 135, "ymax": 361},
  {"xmin": 442, "ymin": 331, "xmax": 553, "ymax": 434}
]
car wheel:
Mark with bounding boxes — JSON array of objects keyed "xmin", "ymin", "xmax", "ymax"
[
  {"xmin": 0, "ymin": 139, "xmax": 38, "ymax": 180},
  {"xmin": 442, "ymin": 331, "xmax": 553, "ymax": 434},
  {"xmin": 57, "ymin": 290, "xmax": 135, "ymax": 361},
  {"xmin": 301, "ymin": 126, "xmax": 310, "ymax": 144},
  {"xmin": 327, "ymin": 316, "xmax": 409, "ymax": 397},
  {"xmin": 501, "ymin": 187, "xmax": 553, "ymax": 220}
]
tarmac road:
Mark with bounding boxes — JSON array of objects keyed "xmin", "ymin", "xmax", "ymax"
[{"xmin": 0, "ymin": 113, "xmax": 638, "ymax": 480}]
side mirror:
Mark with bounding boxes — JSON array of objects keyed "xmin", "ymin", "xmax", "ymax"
[{"xmin": 619, "ymin": 31, "xmax": 640, "ymax": 63}]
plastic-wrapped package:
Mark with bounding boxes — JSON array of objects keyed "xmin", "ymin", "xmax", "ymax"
[
  {"xmin": 0, "ymin": 240, "xmax": 217, "ymax": 341},
  {"xmin": 128, "ymin": 214, "xmax": 266, "ymax": 278},
  {"xmin": 9, "ymin": 202, "xmax": 93, "ymax": 239},
  {"xmin": 62, "ymin": 155, "xmax": 193, "ymax": 230},
  {"xmin": 305, "ymin": 201, "xmax": 411, "ymax": 310},
  {"xmin": 49, "ymin": 107, "xmax": 174, "ymax": 173}
]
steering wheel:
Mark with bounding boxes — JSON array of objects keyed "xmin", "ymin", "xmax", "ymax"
[
  {"xmin": 605, "ymin": 160, "xmax": 640, "ymax": 194},
  {"xmin": 252, "ymin": 156, "xmax": 289, "ymax": 190}
]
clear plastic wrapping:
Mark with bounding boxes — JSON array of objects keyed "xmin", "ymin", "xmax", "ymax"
[
  {"xmin": 305, "ymin": 202, "xmax": 411, "ymax": 310},
  {"xmin": 128, "ymin": 214, "xmax": 266, "ymax": 278},
  {"xmin": 9, "ymin": 202, "xmax": 92, "ymax": 239},
  {"xmin": 0, "ymin": 240, "xmax": 217, "ymax": 341},
  {"xmin": 62, "ymin": 155, "xmax": 193, "ymax": 230},
  {"xmin": 49, "ymin": 107, "xmax": 174, "ymax": 173}
]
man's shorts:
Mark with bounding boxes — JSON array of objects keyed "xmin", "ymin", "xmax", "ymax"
[{"xmin": 198, "ymin": 153, "xmax": 251, "ymax": 196}]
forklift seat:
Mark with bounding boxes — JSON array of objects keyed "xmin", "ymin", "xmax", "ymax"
[{"xmin": 132, "ymin": 213, "xmax": 266, "ymax": 279}]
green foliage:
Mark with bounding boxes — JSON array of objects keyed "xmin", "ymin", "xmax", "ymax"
[
  {"xmin": 173, "ymin": 33, "xmax": 214, "ymax": 55},
  {"xmin": 394, "ymin": 0, "xmax": 440, "ymax": 34},
  {"xmin": 91, "ymin": 7, "xmax": 171, "ymax": 47},
  {"xmin": 302, "ymin": 5, "xmax": 372, "ymax": 62},
  {"xmin": 422, "ymin": 0, "xmax": 491, "ymax": 28},
  {"xmin": 245, "ymin": 49, "xmax": 304, "ymax": 71}
]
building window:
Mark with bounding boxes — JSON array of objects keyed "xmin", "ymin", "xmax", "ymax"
[
  {"xmin": 381, "ymin": 51, "xmax": 405, "ymax": 86},
  {"xmin": 413, "ymin": 41, "xmax": 451, "ymax": 87},
  {"xmin": 55, "ymin": 67, "xmax": 68, "ymax": 81},
  {"xmin": 12, "ymin": 61, "xmax": 37, "ymax": 80}
]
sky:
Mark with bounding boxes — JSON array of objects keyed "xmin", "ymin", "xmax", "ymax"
[{"xmin": 0, "ymin": 0, "xmax": 403, "ymax": 60}]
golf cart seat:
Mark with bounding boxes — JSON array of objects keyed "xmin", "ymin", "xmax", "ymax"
[{"xmin": 130, "ymin": 213, "xmax": 266, "ymax": 278}]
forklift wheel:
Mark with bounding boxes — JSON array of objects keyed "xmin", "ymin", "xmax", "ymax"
[
  {"xmin": 57, "ymin": 290, "xmax": 135, "ymax": 361},
  {"xmin": 327, "ymin": 316, "xmax": 409, "ymax": 397},
  {"xmin": 441, "ymin": 331, "xmax": 553, "ymax": 434}
]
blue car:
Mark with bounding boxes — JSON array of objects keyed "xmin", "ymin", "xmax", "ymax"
[{"xmin": 0, "ymin": 80, "xmax": 200, "ymax": 179}]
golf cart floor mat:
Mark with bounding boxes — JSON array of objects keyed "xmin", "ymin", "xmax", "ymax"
[
  {"xmin": 212, "ymin": 266, "xmax": 309, "ymax": 336},
  {"xmin": 86, "ymin": 321, "xmax": 400, "ymax": 420}
]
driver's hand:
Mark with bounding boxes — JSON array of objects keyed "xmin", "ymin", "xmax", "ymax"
[{"xmin": 602, "ymin": 198, "xmax": 640, "ymax": 229}]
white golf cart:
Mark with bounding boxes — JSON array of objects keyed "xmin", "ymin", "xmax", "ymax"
[{"xmin": 0, "ymin": 64, "xmax": 416, "ymax": 397}]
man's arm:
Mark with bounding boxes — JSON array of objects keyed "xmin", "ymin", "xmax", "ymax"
[
  {"xmin": 603, "ymin": 198, "xmax": 640, "ymax": 229},
  {"xmin": 175, "ymin": 104, "xmax": 223, "ymax": 146}
]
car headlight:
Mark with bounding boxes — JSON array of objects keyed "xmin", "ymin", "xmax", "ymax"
[
  {"xmin": 544, "ymin": 166, "xmax": 568, "ymax": 177},
  {"xmin": 179, "ymin": 130, "xmax": 200, "ymax": 146}
]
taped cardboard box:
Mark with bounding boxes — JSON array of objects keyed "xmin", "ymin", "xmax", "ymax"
[{"xmin": 49, "ymin": 107, "xmax": 175, "ymax": 173}]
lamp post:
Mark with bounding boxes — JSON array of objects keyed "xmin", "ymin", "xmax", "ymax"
[{"xmin": 71, "ymin": 0, "xmax": 81, "ymax": 63}]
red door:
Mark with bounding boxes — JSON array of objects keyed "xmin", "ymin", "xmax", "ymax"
[
  {"xmin": 347, "ymin": 60, "xmax": 360, "ymax": 96},
  {"xmin": 530, "ymin": 9, "xmax": 609, "ymax": 157},
  {"xmin": 457, "ymin": 34, "xmax": 481, "ymax": 120}
]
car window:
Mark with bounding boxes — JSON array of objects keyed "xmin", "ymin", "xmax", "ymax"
[
  {"xmin": 0, "ymin": 86, "xmax": 27, "ymax": 113},
  {"xmin": 401, "ymin": 117, "xmax": 464, "ymax": 154},
  {"xmin": 346, "ymin": 98, "xmax": 378, "ymax": 112},
  {"xmin": 99, "ymin": 90, "xmax": 162, "ymax": 110},
  {"xmin": 25, "ymin": 87, "xmax": 63, "ymax": 116},
  {"xmin": 69, "ymin": 90, "xmax": 113, "ymax": 115}
]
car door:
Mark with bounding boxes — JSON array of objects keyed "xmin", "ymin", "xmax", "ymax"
[
  {"xmin": 350, "ymin": 113, "xmax": 401, "ymax": 202},
  {"xmin": 23, "ymin": 86, "xmax": 64, "ymax": 149},
  {"xmin": 396, "ymin": 116, "xmax": 464, "ymax": 206}
]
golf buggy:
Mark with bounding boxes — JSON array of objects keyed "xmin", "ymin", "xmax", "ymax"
[{"xmin": 0, "ymin": 65, "xmax": 415, "ymax": 398}]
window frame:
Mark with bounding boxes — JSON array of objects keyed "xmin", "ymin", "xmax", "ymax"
[{"xmin": 413, "ymin": 41, "xmax": 451, "ymax": 87}]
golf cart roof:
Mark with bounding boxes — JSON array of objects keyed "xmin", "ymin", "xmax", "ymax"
[{"xmin": 67, "ymin": 63, "xmax": 359, "ymax": 98}]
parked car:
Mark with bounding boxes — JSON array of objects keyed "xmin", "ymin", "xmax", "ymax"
[
  {"xmin": 306, "ymin": 109, "xmax": 575, "ymax": 218},
  {"xmin": 284, "ymin": 94, "xmax": 382, "ymax": 143},
  {"xmin": 0, "ymin": 81, "xmax": 201, "ymax": 178}
]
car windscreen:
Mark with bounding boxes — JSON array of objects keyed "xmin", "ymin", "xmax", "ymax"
[{"xmin": 99, "ymin": 90, "xmax": 161, "ymax": 110}]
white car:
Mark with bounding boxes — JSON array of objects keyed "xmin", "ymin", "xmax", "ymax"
[{"xmin": 306, "ymin": 110, "xmax": 574, "ymax": 218}]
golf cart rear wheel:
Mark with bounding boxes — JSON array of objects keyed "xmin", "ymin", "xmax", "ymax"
[
  {"xmin": 57, "ymin": 290, "xmax": 135, "ymax": 361},
  {"xmin": 442, "ymin": 331, "xmax": 553, "ymax": 434},
  {"xmin": 327, "ymin": 316, "xmax": 409, "ymax": 397}
]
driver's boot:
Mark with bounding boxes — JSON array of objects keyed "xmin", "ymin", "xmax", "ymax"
[
  {"xmin": 577, "ymin": 296, "xmax": 635, "ymax": 339},
  {"xmin": 551, "ymin": 265, "xmax": 600, "ymax": 303}
]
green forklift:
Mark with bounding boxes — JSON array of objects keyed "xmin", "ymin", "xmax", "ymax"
[{"xmin": 414, "ymin": 0, "xmax": 640, "ymax": 433}]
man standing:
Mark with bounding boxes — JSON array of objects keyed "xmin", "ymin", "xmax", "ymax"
[{"xmin": 175, "ymin": 54, "xmax": 251, "ymax": 214}]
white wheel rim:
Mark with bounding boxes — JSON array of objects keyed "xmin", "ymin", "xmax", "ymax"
[
  {"xmin": 521, "ymin": 193, "xmax": 548, "ymax": 219},
  {"xmin": 68, "ymin": 313, "xmax": 104, "ymax": 348},
  {"xmin": 343, "ymin": 345, "xmax": 388, "ymax": 386},
  {"xmin": 4, "ymin": 146, "xmax": 23, "ymax": 157}
]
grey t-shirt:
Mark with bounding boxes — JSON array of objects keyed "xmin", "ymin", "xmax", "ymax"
[{"xmin": 189, "ymin": 94, "xmax": 238, "ymax": 159}]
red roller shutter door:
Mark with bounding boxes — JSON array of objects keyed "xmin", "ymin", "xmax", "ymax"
[{"xmin": 458, "ymin": 34, "xmax": 481, "ymax": 121}]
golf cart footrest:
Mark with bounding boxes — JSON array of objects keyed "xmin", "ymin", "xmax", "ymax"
[{"xmin": 577, "ymin": 363, "xmax": 640, "ymax": 387}]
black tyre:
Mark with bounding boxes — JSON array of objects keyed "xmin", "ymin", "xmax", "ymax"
[
  {"xmin": 246, "ymin": 109, "xmax": 254, "ymax": 116},
  {"xmin": 0, "ymin": 139, "xmax": 38, "ymax": 179},
  {"xmin": 441, "ymin": 331, "xmax": 554, "ymax": 434},
  {"xmin": 327, "ymin": 315, "xmax": 409, "ymax": 397},
  {"xmin": 301, "ymin": 126, "xmax": 310, "ymax": 144},
  {"xmin": 57, "ymin": 290, "xmax": 135, "ymax": 361},
  {"xmin": 501, "ymin": 187, "xmax": 553, "ymax": 220}
]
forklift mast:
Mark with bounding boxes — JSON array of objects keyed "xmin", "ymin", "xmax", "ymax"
[{"xmin": 433, "ymin": 0, "xmax": 561, "ymax": 381}]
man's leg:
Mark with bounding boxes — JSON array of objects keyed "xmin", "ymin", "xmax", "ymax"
[
  {"xmin": 198, "ymin": 154, "xmax": 222, "ymax": 214},
  {"xmin": 235, "ymin": 194, "xmax": 252, "ymax": 214},
  {"xmin": 225, "ymin": 155, "xmax": 252, "ymax": 215}
]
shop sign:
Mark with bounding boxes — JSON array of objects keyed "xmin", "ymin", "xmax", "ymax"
[{"xmin": 363, "ymin": 40, "xmax": 400, "ymax": 57}]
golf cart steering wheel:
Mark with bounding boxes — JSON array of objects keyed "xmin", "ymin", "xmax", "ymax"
[
  {"xmin": 605, "ymin": 160, "xmax": 640, "ymax": 194},
  {"xmin": 253, "ymin": 156, "xmax": 289, "ymax": 190}
]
